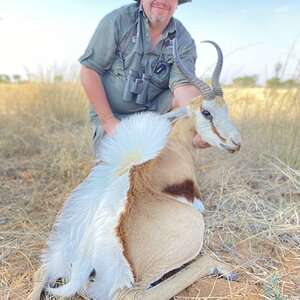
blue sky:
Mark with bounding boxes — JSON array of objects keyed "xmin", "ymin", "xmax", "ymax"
[{"xmin": 1, "ymin": 0, "xmax": 299, "ymax": 84}]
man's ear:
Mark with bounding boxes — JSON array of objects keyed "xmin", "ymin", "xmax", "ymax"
[{"xmin": 163, "ymin": 106, "xmax": 189, "ymax": 123}]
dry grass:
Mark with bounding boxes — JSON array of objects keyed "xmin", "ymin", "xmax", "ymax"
[{"xmin": 0, "ymin": 83, "xmax": 299, "ymax": 300}]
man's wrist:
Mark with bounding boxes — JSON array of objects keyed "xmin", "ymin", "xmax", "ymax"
[
  {"xmin": 103, "ymin": 115, "xmax": 116, "ymax": 125},
  {"xmin": 192, "ymin": 134, "xmax": 211, "ymax": 149}
]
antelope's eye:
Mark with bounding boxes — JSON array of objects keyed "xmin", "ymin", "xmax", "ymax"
[{"xmin": 202, "ymin": 110, "xmax": 213, "ymax": 121}]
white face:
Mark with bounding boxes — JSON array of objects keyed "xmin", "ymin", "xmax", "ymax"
[
  {"xmin": 193, "ymin": 97, "xmax": 242, "ymax": 153},
  {"xmin": 141, "ymin": 0, "xmax": 178, "ymax": 26}
]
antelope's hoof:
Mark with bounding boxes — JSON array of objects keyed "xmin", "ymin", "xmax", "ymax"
[
  {"xmin": 212, "ymin": 268, "xmax": 238, "ymax": 281},
  {"xmin": 227, "ymin": 272, "xmax": 238, "ymax": 281}
]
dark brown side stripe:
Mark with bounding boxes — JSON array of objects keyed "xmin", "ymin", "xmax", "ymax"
[{"xmin": 163, "ymin": 179, "xmax": 197, "ymax": 202}]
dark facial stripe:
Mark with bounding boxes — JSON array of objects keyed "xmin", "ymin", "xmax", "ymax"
[{"xmin": 211, "ymin": 123, "xmax": 226, "ymax": 142}]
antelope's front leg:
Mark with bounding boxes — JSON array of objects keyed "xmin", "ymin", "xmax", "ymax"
[{"xmin": 113, "ymin": 255, "xmax": 237, "ymax": 300}]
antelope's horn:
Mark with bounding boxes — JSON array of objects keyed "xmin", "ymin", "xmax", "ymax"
[
  {"xmin": 172, "ymin": 38, "xmax": 215, "ymax": 100},
  {"xmin": 201, "ymin": 40, "xmax": 224, "ymax": 97}
]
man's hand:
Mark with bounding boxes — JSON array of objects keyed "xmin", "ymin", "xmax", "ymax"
[
  {"xmin": 192, "ymin": 133, "xmax": 211, "ymax": 149},
  {"xmin": 103, "ymin": 117, "xmax": 120, "ymax": 135}
]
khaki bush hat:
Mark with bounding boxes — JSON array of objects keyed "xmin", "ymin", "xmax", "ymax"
[{"xmin": 134, "ymin": 0, "xmax": 191, "ymax": 5}]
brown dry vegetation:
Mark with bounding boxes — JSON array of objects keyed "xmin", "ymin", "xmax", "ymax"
[{"xmin": 0, "ymin": 83, "xmax": 299, "ymax": 300}]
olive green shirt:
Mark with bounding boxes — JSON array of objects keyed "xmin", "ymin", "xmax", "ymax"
[{"xmin": 79, "ymin": 3, "xmax": 197, "ymax": 125}]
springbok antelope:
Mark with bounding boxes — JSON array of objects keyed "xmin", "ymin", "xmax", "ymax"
[{"xmin": 28, "ymin": 39, "xmax": 241, "ymax": 300}]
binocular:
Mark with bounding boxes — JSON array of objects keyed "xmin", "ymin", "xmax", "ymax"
[{"xmin": 122, "ymin": 70, "xmax": 150, "ymax": 105}]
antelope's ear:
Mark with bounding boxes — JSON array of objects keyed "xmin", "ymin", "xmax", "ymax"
[{"xmin": 163, "ymin": 107, "xmax": 190, "ymax": 123}]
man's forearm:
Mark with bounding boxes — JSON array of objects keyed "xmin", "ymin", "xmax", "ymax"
[
  {"xmin": 80, "ymin": 66, "xmax": 115, "ymax": 124},
  {"xmin": 171, "ymin": 85, "xmax": 201, "ymax": 109}
]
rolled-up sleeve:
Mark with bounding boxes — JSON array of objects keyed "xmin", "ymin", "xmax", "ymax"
[
  {"xmin": 79, "ymin": 12, "xmax": 120, "ymax": 76},
  {"xmin": 169, "ymin": 34, "xmax": 197, "ymax": 92}
]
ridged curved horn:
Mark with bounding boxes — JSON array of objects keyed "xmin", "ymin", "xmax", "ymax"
[
  {"xmin": 172, "ymin": 38, "xmax": 215, "ymax": 100},
  {"xmin": 201, "ymin": 40, "xmax": 224, "ymax": 97}
]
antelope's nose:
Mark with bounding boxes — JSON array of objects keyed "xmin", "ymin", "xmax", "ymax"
[{"xmin": 231, "ymin": 138, "xmax": 242, "ymax": 151}]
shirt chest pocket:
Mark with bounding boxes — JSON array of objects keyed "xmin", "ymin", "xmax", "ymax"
[{"xmin": 150, "ymin": 54, "xmax": 173, "ymax": 89}]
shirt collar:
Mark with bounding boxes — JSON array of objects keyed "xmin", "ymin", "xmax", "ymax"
[{"xmin": 163, "ymin": 17, "xmax": 176, "ymax": 40}]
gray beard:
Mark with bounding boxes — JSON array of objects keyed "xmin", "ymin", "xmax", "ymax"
[{"xmin": 149, "ymin": 14, "xmax": 169, "ymax": 24}]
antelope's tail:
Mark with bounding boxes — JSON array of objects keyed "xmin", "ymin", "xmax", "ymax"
[{"xmin": 99, "ymin": 112, "xmax": 171, "ymax": 174}]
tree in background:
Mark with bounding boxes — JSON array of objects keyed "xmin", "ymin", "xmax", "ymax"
[
  {"xmin": 0, "ymin": 74, "xmax": 11, "ymax": 83},
  {"xmin": 266, "ymin": 77, "xmax": 281, "ymax": 88},
  {"xmin": 266, "ymin": 62, "xmax": 283, "ymax": 88},
  {"xmin": 282, "ymin": 79, "xmax": 298, "ymax": 88},
  {"xmin": 12, "ymin": 74, "xmax": 22, "ymax": 83},
  {"xmin": 266, "ymin": 77, "xmax": 298, "ymax": 88},
  {"xmin": 54, "ymin": 74, "xmax": 64, "ymax": 82},
  {"xmin": 232, "ymin": 75, "xmax": 257, "ymax": 87}
]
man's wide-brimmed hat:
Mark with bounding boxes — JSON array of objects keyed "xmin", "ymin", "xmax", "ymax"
[{"xmin": 134, "ymin": 0, "xmax": 191, "ymax": 5}]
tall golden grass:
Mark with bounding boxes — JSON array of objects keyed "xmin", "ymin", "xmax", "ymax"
[{"xmin": 0, "ymin": 82, "xmax": 299, "ymax": 299}]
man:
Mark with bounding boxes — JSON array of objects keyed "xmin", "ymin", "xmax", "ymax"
[{"xmin": 79, "ymin": 0, "xmax": 209, "ymax": 159}]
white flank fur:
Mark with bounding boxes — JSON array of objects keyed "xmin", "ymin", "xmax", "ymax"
[
  {"xmin": 41, "ymin": 112, "xmax": 171, "ymax": 299},
  {"xmin": 193, "ymin": 197, "xmax": 205, "ymax": 213},
  {"xmin": 176, "ymin": 196, "xmax": 205, "ymax": 213}
]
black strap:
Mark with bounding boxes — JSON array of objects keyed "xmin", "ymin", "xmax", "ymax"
[{"xmin": 117, "ymin": 23, "xmax": 138, "ymax": 79}]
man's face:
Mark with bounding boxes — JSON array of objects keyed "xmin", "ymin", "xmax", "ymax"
[{"xmin": 141, "ymin": 0, "xmax": 178, "ymax": 26}]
